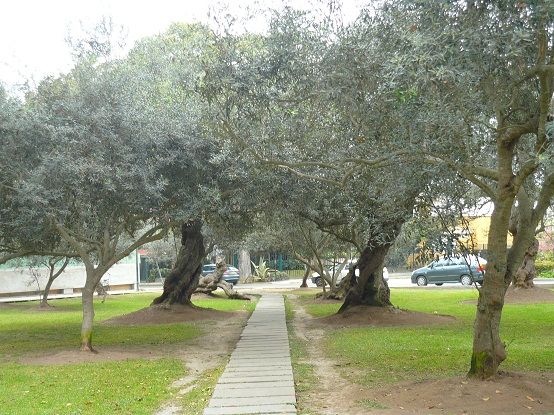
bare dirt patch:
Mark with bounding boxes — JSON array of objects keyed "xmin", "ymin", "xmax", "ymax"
[
  {"xmin": 19, "ymin": 294, "xmax": 249, "ymax": 371},
  {"xmin": 363, "ymin": 371, "xmax": 554, "ymax": 415},
  {"xmin": 317, "ymin": 304, "xmax": 455, "ymax": 327},
  {"xmin": 291, "ymin": 293, "xmax": 554, "ymax": 415},
  {"xmin": 103, "ymin": 303, "xmax": 237, "ymax": 325},
  {"xmin": 505, "ymin": 285, "xmax": 554, "ymax": 303}
]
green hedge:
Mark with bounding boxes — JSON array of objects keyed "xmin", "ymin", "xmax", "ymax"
[
  {"xmin": 148, "ymin": 267, "xmax": 171, "ymax": 282},
  {"xmin": 536, "ymin": 260, "xmax": 554, "ymax": 278}
]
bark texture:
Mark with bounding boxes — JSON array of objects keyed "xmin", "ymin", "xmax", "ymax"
[
  {"xmin": 468, "ymin": 183, "xmax": 514, "ymax": 379},
  {"xmin": 80, "ymin": 278, "xmax": 99, "ymax": 352},
  {"xmin": 196, "ymin": 258, "xmax": 250, "ymax": 300},
  {"xmin": 299, "ymin": 267, "xmax": 310, "ymax": 288},
  {"xmin": 513, "ymin": 237, "xmax": 538, "ymax": 289},
  {"xmin": 151, "ymin": 219, "xmax": 205, "ymax": 307},
  {"xmin": 338, "ymin": 245, "xmax": 392, "ymax": 313},
  {"xmin": 238, "ymin": 249, "xmax": 252, "ymax": 282}
]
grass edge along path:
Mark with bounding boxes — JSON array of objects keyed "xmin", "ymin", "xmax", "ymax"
[
  {"xmin": 295, "ymin": 288, "xmax": 554, "ymax": 388},
  {"xmin": 0, "ymin": 292, "xmax": 254, "ymax": 415}
]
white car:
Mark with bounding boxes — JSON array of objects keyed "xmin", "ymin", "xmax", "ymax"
[{"xmin": 311, "ymin": 262, "xmax": 388, "ymax": 286}]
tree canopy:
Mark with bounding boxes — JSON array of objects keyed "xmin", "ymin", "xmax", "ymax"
[
  {"xmin": 1, "ymin": 1, "xmax": 553, "ymax": 380},
  {"xmin": 200, "ymin": 0, "xmax": 554, "ymax": 378}
]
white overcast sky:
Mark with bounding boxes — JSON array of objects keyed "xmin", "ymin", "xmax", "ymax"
[{"xmin": 0, "ymin": 0, "xmax": 365, "ymax": 90}]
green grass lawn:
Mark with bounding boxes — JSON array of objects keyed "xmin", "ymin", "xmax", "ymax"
[
  {"xmin": 291, "ymin": 288, "xmax": 554, "ymax": 388},
  {"xmin": 0, "ymin": 293, "xmax": 254, "ymax": 415},
  {"xmin": 3, "ymin": 288, "xmax": 551, "ymax": 414}
]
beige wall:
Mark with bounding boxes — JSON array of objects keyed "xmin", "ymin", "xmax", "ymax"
[{"xmin": 466, "ymin": 216, "xmax": 513, "ymax": 249}]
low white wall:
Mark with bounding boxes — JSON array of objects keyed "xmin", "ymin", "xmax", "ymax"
[{"xmin": 0, "ymin": 263, "xmax": 138, "ymax": 297}]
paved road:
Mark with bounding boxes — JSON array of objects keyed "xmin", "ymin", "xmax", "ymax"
[
  {"xmin": 234, "ymin": 276, "xmax": 554, "ymax": 291},
  {"xmin": 2, "ymin": 276, "xmax": 552, "ymax": 303}
]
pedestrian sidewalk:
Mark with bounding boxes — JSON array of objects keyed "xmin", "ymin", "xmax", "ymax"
[{"xmin": 203, "ymin": 293, "xmax": 297, "ymax": 415}]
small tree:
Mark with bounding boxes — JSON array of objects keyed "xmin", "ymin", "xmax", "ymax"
[{"xmin": 24, "ymin": 256, "xmax": 72, "ymax": 307}]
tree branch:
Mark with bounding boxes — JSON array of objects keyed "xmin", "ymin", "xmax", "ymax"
[
  {"xmin": 533, "ymin": 172, "xmax": 554, "ymax": 228},
  {"xmin": 422, "ymin": 154, "xmax": 496, "ymax": 200}
]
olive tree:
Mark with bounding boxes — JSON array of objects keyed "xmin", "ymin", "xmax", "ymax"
[
  {"xmin": 199, "ymin": 0, "xmax": 553, "ymax": 381},
  {"xmin": 370, "ymin": 0, "xmax": 554, "ymax": 378},
  {"xmin": 132, "ymin": 23, "xmax": 269, "ymax": 307},
  {"xmin": 1, "ymin": 22, "xmax": 221, "ymax": 351},
  {"xmin": 200, "ymin": 6, "xmax": 451, "ymax": 311},
  {"xmin": 0, "ymin": 85, "xmax": 76, "ymax": 264}
]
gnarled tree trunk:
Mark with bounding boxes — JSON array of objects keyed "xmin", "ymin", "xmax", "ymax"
[
  {"xmin": 469, "ymin": 261, "xmax": 508, "ymax": 379},
  {"xmin": 196, "ymin": 258, "xmax": 250, "ymax": 300},
  {"xmin": 338, "ymin": 245, "xmax": 392, "ymax": 313},
  {"xmin": 468, "ymin": 198, "xmax": 513, "ymax": 379},
  {"xmin": 513, "ymin": 237, "xmax": 538, "ymax": 289},
  {"xmin": 300, "ymin": 267, "xmax": 310, "ymax": 288},
  {"xmin": 151, "ymin": 219, "xmax": 205, "ymax": 307}
]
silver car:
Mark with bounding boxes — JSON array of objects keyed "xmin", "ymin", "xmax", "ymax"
[
  {"xmin": 202, "ymin": 264, "xmax": 240, "ymax": 285},
  {"xmin": 311, "ymin": 262, "xmax": 388, "ymax": 286}
]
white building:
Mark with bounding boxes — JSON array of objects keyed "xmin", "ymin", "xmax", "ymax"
[{"xmin": 0, "ymin": 253, "xmax": 139, "ymax": 300}]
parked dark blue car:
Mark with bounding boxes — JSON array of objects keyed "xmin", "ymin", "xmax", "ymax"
[{"xmin": 411, "ymin": 255, "xmax": 486, "ymax": 286}]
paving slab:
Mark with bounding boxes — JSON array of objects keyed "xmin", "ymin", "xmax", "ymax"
[
  {"xmin": 216, "ymin": 374, "xmax": 294, "ymax": 384},
  {"xmin": 213, "ymin": 381, "xmax": 292, "ymax": 390},
  {"xmin": 213, "ymin": 386, "xmax": 295, "ymax": 398},
  {"xmin": 225, "ymin": 360, "xmax": 291, "ymax": 367},
  {"xmin": 226, "ymin": 359, "xmax": 291, "ymax": 367},
  {"xmin": 203, "ymin": 293, "xmax": 297, "ymax": 415},
  {"xmin": 203, "ymin": 404, "xmax": 297, "ymax": 415},
  {"xmin": 209, "ymin": 395, "xmax": 296, "ymax": 407},
  {"xmin": 225, "ymin": 364, "xmax": 291, "ymax": 371},
  {"xmin": 229, "ymin": 351, "xmax": 290, "ymax": 358},
  {"xmin": 219, "ymin": 368, "xmax": 293, "ymax": 378},
  {"xmin": 225, "ymin": 364, "xmax": 292, "ymax": 371}
]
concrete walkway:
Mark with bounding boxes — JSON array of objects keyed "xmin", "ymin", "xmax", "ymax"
[{"xmin": 203, "ymin": 293, "xmax": 297, "ymax": 415}]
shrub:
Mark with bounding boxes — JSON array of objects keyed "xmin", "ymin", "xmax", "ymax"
[
  {"xmin": 538, "ymin": 270, "xmax": 554, "ymax": 279},
  {"xmin": 148, "ymin": 267, "xmax": 171, "ymax": 282},
  {"xmin": 535, "ymin": 260, "xmax": 554, "ymax": 277}
]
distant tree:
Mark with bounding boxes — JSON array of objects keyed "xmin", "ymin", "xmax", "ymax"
[
  {"xmin": 142, "ymin": 233, "xmax": 179, "ymax": 282},
  {"xmin": 238, "ymin": 249, "xmax": 252, "ymax": 282},
  {"xmin": 28, "ymin": 256, "xmax": 71, "ymax": 307}
]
